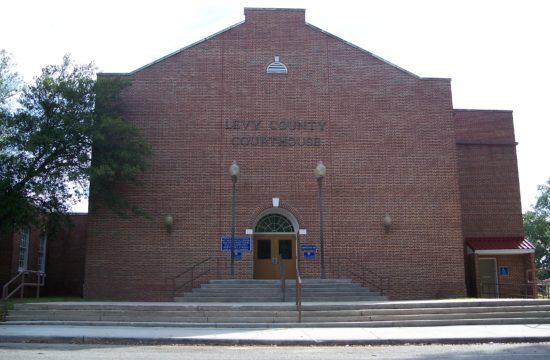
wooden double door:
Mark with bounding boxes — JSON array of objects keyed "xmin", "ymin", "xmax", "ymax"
[{"xmin": 253, "ymin": 235, "xmax": 296, "ymax": 279}]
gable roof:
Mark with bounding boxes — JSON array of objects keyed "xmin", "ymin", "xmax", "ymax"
[{"xmin": 100, "ymin": 8, "xmax": 445, "ymax": 81}]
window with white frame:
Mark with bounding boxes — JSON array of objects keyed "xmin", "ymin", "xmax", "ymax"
[
  {"xmin": 38, "ymin": 232, "xmax": 47, "ymax": 273},
  {"xmin": 18, "ymin": 226, "xmax": 30, "ymax": 272}
]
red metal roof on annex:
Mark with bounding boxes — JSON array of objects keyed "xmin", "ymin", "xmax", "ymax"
[{"xmin": 466, "ymin": 237, "xmax": 535, "ymax": 250}]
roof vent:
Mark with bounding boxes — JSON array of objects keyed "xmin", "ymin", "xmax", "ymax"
[{"xmin": 266, "ymin": 56, "xmax": 288, "ymax": 74}]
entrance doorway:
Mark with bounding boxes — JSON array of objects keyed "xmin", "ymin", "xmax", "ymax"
[
  {"xmin": 252, "ymin": 212, "xmax": 298, "ymax": 280},
  {"xmin": 254, "ymin": 235, "xmax": 296, "ymax": 279},
  {"xmin": 479, "ymin": 258, "xmax": 499, "ymax": 298}
]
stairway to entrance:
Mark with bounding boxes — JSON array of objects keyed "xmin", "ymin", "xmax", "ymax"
[
  {"xmin": 174, "ymin": 279, "xmax": 387, "ymax": 302},
  {"xmin": 5, "ymin": 299, "xmax": 550, "ymax": 328}
]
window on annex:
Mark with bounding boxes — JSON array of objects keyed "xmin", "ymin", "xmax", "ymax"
[
  {"xmin": 38, "ymin": 232, "xmax": 48, "ymax": 273},
  {"xmin": 18, "ymin": 226, "xmax": 30, "ymax": 272}
]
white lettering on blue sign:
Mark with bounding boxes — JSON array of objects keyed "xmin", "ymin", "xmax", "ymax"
[
  {"xmin": 301, "ymin": 244, "xmax": 317, "ymax": 252},
  {"xmin": 301, "ymin": 244, "xmax": 317, "ymax": 260},
  {"xmin": 220, "ymin": 236, "xmax": 251, "ymax": 252}
]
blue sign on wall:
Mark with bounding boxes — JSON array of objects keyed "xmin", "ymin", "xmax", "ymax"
[
  {"xmin": 220, "ymin": 236, "xmax": 251, "ymax": 252},
  {"xmin": 499, "ymin": 266, "xmax": 509, "ymax": 276},
  {"xmin": 301, "ymin": 244, "xmax": 317, "ymax": 260},
  {"xmin": 301, "ymin": 245, "xmax": 317, "ymax": 251}
]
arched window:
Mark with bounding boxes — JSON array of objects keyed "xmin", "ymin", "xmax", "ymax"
[
  {"xmin": 255, "ymin": 214, "xmax": 295, "ymax": 233},
  {"xmin": 266, "ymin": 56, "xmax": 288, "ymax": 74}
]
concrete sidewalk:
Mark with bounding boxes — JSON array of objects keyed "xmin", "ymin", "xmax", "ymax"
[{"xmin": 1, "ymin": 323, "xmax": 549, "ymax": 345}]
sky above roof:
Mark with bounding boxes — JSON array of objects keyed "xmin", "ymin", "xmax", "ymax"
[{"xmin": 2, "ymin": 0, "xmax": 549, "ymax": 212}]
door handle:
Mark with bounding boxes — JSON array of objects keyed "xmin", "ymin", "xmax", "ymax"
[{"xmin": 272, "ymin": 257, "xmax": 278, "ymax": 265}]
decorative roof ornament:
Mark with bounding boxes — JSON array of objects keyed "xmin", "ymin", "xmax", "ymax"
[{"xmin": 266, "ymin": 55, "xmax": 288, "ymax": 74}]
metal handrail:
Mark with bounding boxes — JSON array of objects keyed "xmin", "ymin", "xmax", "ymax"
[
  {"xmin": 277, "ymin": 255, "xmax": 286, "ymax": 302},
  {"xmin": 165, "ymin": 257, "xmax": 213, "ymax": 295},
  {"xmin": 329, "ymin": 256, "xmax": 390, "ymax": 295},
  {"xmin": 165, "ymin": 256, "xmax": 231, "ymax": 296},
  {"xmin": 538, "ymin": 281, "xmax": 550, "ymax": 299},
  {"xmin": 2, "ymin": 270, "xmax": 46, "ymax": 321},
  {"xmin": 2, "ymin": 271, "xmax": 46, "ymax": 300},
  {"xmin": 480, "ymin": 282, "xmax": 537, "ymax": 299},
  {"xmin": 295, "ymin": 232, "xmax": 302, "ymax": 323},
  {"xmin": 295, "ymin": 267, "xmax": 302, "ymax": 323}
]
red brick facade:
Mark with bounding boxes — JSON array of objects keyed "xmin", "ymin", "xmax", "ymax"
[
  {"xmin": 81, "ymin": 8, "xmax": 529, "ymax": 301},
  {"xmin": 43, "ymin": 215, "xmax": 88, "ymax": 297},
  {"xmin": 455, "ymin": 110, "xmax": 523, "ymax": 238},
  {"xmin": 0, "ymin": 215, "xmax": 87, "ymax": 297},
  {"xmin": 470, "ymin": 254, "xmax": 536, "ymax": 298},
  {"xmin": 454, "ymin": 109, "xmax": 534, "ymax": 297}
]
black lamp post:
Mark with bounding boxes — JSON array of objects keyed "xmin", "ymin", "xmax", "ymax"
[
  {"xmin": 229, "ymin": 160, "xmax": 240, "ymax": 279},
  {"xmin": 314, "ymin": 161, "xmax": 327, "ymax": 279}
]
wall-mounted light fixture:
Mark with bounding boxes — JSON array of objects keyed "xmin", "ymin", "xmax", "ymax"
[
  {"xmin": 164, "ymin": 214, "xmax": 174, "ymax": 233},
  {"xmin": 383, "ymin": 213, "xmax": 392, "ymax": 233}
]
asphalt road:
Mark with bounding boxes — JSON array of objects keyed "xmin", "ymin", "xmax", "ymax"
[{"xmin": 1, "ymin": 343, "xmax": 550, "ymax": 359}]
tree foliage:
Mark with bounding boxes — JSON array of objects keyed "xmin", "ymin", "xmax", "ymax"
[
  {"xmin": 0, "ymin": 49, "xmax": 22, "ymax": 110},
  {"xmin": 88, "ymin": 76, "xmax": 152, "ymax": 214},
  {"xmin": 523, "ymin": 179, "xmax": 550, "ymax": 280},
  {"xmin": 0, "ymin": 54, "xmax": 151, "ymax": 231}
]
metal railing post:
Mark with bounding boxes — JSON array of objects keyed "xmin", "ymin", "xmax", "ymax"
[
  {"xmin": 20, "ymin": 273, "xmax": 25, "ymax": 299},
  {"xmin": 36, "ymin": 273, "xmax": 40, "ymax": 299},
  {"xmin": 191, "ymin": 266, "xmax": 194, "ymax": 291},
  {"xmin": 278, "ymin": 255, "xmax": 285, "ymax": 302}
]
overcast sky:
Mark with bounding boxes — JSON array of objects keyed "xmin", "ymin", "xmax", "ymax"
[{"xmin": 1, "ymin": 0, "xmax": 548, "ymax": 212}]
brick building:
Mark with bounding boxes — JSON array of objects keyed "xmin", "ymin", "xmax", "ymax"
[
  {"xmin": 1, "ymin": 215, "xmax": 87, "ymax": 298},
  {"xmin": 78, "ymin": 8, "xmax": 534, "ymax": 301}
]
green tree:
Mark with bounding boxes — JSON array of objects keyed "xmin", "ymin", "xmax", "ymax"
[
  {"xmin": 0, "ymin": 55, "xmax": 151, "ymax": 231},
  {"xmin": 0, "ymin": 49, "xmax": 22, "ymax": 110},
  {"xmin": 523, "ymin": 179, "xmax": 550, "ymax": 280},
  {"xmin": 88, "ymin": 76, "xmax": 152, "ymax": 215}
]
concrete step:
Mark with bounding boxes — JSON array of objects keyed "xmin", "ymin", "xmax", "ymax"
[
  {"xmin": 177, "ymin": 278, "xmax": 385, "ymax": 303},
  {"xmin": 187, "ymin": 291, "xmax": 379, "ymax": 297},
  {"xmin": 6, "ymin": 317, "xmax": 550, "ymax": 328},
  {"xmin": 201, "ymin": 282, "xmax": 361, "ymax": 288},
  {"xmin": 194, "ymin": 286, "xmax": 376, "ymax": 293},
  {"xmin": 13, "ymin": 300, "xmax": 550, "ymax": 312},
  {"xmin": 9, "ymin": 305, "xmax": 549, "ymax": 323},
  {"xmin": 208, "ymin": 279, "xmax": 353, "ymax": 284},
  {"xmin": 6, "ymin": 300, "xmax": 550, "ymax": 327},
  {"xmin": 174, "ymin": 297, "xmax": 387, "ymax": 303}
]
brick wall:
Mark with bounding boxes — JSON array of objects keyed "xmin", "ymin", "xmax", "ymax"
[
  {"xmin": 455, "ymin": 110, "xmax": 523, "ymax": 237},
  {"xmin": 85, "ymin": 8, "xmax": 466, "ymax": 301},
  {"xmin": 44, "ymin": 215, "xmax": 88, "ymax": 297},
  {"xmin": 456, "ymin": 109, "xmax": 533, "ymax": 297},
  {"xmin": 473, "ymin": 254, "xmax": 535, "ymax": 298},
  {"xmin": 0, "ymin": 216, "xmax": 87, "ymax": 298},
  {"xmin": 0, "ymin": 230, "xmax": 15, "ymax": 287}
]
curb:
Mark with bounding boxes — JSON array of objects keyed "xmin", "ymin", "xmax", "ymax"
[{"xmin": 1, "ymin": 335, "xmax": 550, "ymax": 346}]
